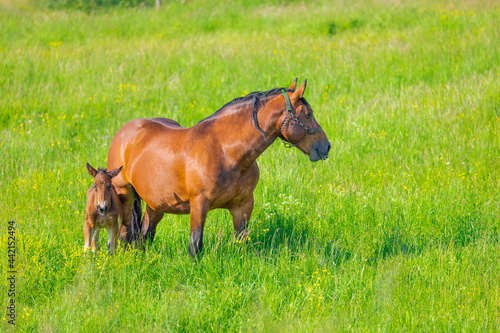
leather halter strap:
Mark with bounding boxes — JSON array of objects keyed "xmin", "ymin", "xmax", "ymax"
[{"xmin": 279, "ymin": 91, "xmax": 321, "ymax": 148}]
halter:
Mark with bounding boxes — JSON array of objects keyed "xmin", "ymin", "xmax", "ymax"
[{"xmin": 279, "ymin": 90, "xmax": 321, "ymax": 148}]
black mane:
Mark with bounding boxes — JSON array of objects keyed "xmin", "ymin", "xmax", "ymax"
[{"xmin": 198, "ymin": 87, "xmax": 299, "ymax": 138}]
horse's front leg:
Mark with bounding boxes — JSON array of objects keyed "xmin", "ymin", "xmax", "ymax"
[
  {"xmin": 189, "ymin": 197, "xmax": 209, "ymax": 258},
  {"xmin": 229, "ymin": 195, "xmax": 254, "ymax": 241}
]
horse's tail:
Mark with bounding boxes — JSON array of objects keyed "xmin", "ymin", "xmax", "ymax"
[{"xmin": 130, "ymin": 189, "xmax": 142, "ymax": 243}]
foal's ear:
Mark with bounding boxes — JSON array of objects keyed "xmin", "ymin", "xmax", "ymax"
[
  {"xmin": 108, "ymin": 165, "xmax": 123, "ymax": 179},
  {"xmin": 86, "ymin": 163, "xmax": 98, "ymax": 178},
  {"xmin": 291, "ymin": 79, "xmax": 307, "ymax": 101},
  {"xmin": 288, "ymin": 78, "xmax": 298, "ymax": 91}
]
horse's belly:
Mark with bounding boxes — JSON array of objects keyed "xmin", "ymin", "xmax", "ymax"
[
  {"xmin": 134, "ymin": 180, "xmax": 191, "ymax": 215},
  {"xmin": 128, "ymin": 150, "xmax": 190, "ymax": 214},
  {"xmin": 154, "ymin": 196, "xmax": 191, "ymax": 214}
]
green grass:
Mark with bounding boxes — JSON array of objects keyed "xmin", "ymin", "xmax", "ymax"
[{"xmin": 1, "ymin": 0, "xmax": 500, "ymax": 331}]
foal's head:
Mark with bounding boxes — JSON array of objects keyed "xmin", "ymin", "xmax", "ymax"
[{"xmin": 86, "ymin": 163, "xmax": 122, "ymax": 215}]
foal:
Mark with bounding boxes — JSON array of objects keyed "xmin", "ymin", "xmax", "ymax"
[{"xmin": 84, "ymin": 163, "xmax": 123, "ymax": 254}]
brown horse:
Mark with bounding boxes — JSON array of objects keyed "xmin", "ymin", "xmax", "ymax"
[
  {"xmin": 107, "ymin": 79, "xmax": 330, "ymax": 257},
  {"xmin": 84, "ymin": 163, "xmax": 123, "ymax": 254}
]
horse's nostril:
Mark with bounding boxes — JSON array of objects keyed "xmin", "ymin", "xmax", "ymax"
[{"xmin": 327, "ymin": 144, "xmax": 331, "ymax": 153}]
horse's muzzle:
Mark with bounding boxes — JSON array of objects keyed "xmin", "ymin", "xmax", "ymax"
[
  {"xmin": 98, "ymin": 204, "xmax": 108, "ymax": 215},
  {"xmin": 309, "ymin": 140, "xmax": 331, "ymax": 162}
]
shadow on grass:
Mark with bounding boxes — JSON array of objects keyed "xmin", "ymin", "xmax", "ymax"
[
  {"xmin": 143, "ymin": 210, "xmax": 498, "ymax": 266},
  {"xmin": 246, "ymin": 212, "xmax": 352, "ymax": 264}
]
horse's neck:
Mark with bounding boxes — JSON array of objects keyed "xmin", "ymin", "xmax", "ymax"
[{"xmin": 204, "ymin": 103, "xmax": 280, "ymax": 170}]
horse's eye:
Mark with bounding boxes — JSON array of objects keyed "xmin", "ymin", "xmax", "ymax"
[
  {"xmin": 94, "ymin": 187, "xmax": 97, "ymax": 192},
  {"xmin": 306, "ymin": 112, "xmax": 312, "ymax": 119}
]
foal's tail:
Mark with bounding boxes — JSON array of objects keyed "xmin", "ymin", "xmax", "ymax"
[{"xmin": 130, "ymin": 189, "xmax": 143, "ymax": 243}]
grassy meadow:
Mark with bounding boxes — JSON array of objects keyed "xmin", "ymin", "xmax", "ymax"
[{"xmin": 1, "ymin": 0, "xmax": 500, "ymax": 331}]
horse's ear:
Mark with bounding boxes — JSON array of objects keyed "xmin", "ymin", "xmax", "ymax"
[
  {"xmin": 288, "ymin": 78, "xmax": 298, "ymax": 91},
  {"xmin": 108, "ymin": 165, "xmax": 123, "ymax": 178},
  {"xmin": 291, "ymin": 79, "xmax": 307, "ymax": 101},
  {"xmin": 86, "ymin": 163, "xmax": 98, "ymax": 178}
]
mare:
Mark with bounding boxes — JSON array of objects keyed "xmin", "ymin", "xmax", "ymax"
[{"xmin": 107, "ymin": 79, "xmax": 330, "ymax": 257}]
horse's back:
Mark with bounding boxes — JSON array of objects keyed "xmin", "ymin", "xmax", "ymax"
[
  {"xmin": 151, "ymin": 117, "xmax": 184, "ymax": 129},
  {"xmin": 114, "ymin": 117, "xmax": 183, "ymax": 140},
  {"xmin": 107, "ymin": 118, "xmax": 185, "ymax": 178}
]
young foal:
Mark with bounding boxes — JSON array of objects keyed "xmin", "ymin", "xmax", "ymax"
[{"xmin": 84, "ymin": 163, "xmax": 123, "ymax": 254}]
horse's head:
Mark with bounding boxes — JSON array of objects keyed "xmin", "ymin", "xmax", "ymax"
[
  {"xmin": 278, "ymin": 79, "xmax": 331, "ymax": 162},
  {"xmin": 86, "ymin": 163, "xmax": 122, "ymax": 215}
]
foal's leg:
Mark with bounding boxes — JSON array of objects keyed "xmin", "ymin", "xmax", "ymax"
[
  {"xmin": 83, "ymin": 222, "xmax": 94, "ymax": 252},
  {"xmin": 229, "ymin": 196, "xmax": 254, "ymax": 240},
  {"xmin": 107, "ymin": 222, "xmax": 119, "ymax": 255},
  {"xmin": 189, "ymin": 196, "xmax": 209, "ymax": 258},
  {"xmin": 140, "ymin": 205, "xmax": 164, "ymax": 246},
  {"xmin": 91, "ymin": 228, "xmax": 101, "ymax": 253}
]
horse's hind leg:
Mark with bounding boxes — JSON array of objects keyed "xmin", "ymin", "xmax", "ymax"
[
  {"xmin": 117, "ymin": 192, "xmax": 135, "ymax": 244},
  {"xmin": 131, "ymin": 196, "xmax": 142, "ymax": 242},
  {"xmin": 140, "ymin": 205, "xmax": 164, "ymax": 247},
  {"xmin": 112, "ymin": 176, "xmax": 141, "ymax": 247}
]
